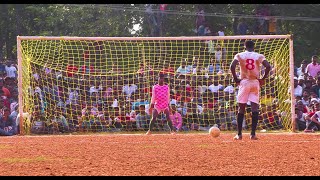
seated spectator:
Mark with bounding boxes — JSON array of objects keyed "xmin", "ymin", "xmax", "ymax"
[
  {"xmin": 108, "ymin": 63, "xmax": 122, "ymax": 74},
  {"xmin": 66, "ymin": 58, "xmax": 78, "ymax": 77},
  {"xmin": 289, "ymin": 77, "xmax": 303, "ymax": 98},
  {"xmin": 311, "ymin": 76, "xmax": 320, "ymax": 98},
  {"xmin": 297, "ymin": 75, "xmax": 305, "ymax": 88},
  {"xmin": 300, "ymin": 90, "xmax": 310, "ymax": 107},
  {"xmin": 51, "ymin": 109, "xmax": 69, "ymax": 133},
  {"xmin": 135, "ymin": 105, "xmax": 151, "ymax": 130},
  {"xmin": 176, "ymin": 60, "xmax": 191, "ymax": 76},
  {"xmin": 295, "ymin": 106, "xmax": 307, "ymax": 131},
  {"xmin": 261, "ymin": 104, "xmax": 283, "ymax": 130},
  {"xmin": 260, "ymin": 89, "xmax": 275, "ymax": 106},
  {"xmin": 304, "ymin": 100, "xmax": 320, "ymax": 131},
  {"xmin": 0, "ymin": 81, "xmax": 11, "ymax": 98},
  {"xmin": 0, "ymin": 107, "xmax": 17, "ymax": 136},
  {"xmin": 304, "ymin": 101, "xmax": 320, "ymax": 133},
  {"xmin": 208, "ymin": 76, "xmax": 224, "ymax": 95},
  {"xmin": 170, "ymin": 104, "xmax": 183, "ymax": 132},
  {"xmin": 160, "ymin": 61, "xmax": 175, "ymax": 76},
  {"xmin": 122, "ymin": 79, "xmax": 138, "ymax": 98}
]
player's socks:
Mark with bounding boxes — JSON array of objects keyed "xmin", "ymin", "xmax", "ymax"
[
  {"xmin": 148, "ymin": 118, "xmax": 156, "ymax": 131},
  {"xmin": 251, "ymin": 112, "xmax": 259, "ymax": 136},
  {"xmin": 237, "ymin": 113, "xmax": 244, "ymax": 135},
  {"xmin": 167, "ymin": 120, "xmax": 174, "ymax": 132}
]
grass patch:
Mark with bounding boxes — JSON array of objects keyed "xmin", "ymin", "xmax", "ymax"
[
  {"xmin": 0, "ymin": 144, "xmax": 12, "ymax": 149},
  {"xmin": 1, "ymin": 156, "xmax": 48, "ymax": 163}
]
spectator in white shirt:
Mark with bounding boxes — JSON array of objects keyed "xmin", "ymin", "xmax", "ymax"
[
  {"xmin": 296, "ymin": 60, "xmax": 307, "ymax": 77},
  {"xmin": 89, "ymin": 83, "xmax": 103, "ymax": 96},
  {"xmin": 122, "ymin": 79, "xmax": 138, "ymax": 98},
  {"xmin": 223, "ymin": 79, "xmax": 234, "ymax": 94},
  {"xmin": 289, "ymin": 77, "xmax": 303, "ymax": 98},
  {"xmin": 5, "ymin": 63, "xmax": 17, "ymax": 78},
  {"xmin": 208, "ymin": 76, "xmax": 224, "ymax": 93}
]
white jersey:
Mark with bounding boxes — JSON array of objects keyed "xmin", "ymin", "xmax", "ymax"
[{"xmin": 234, "ymin": 51, "xmax": 266, "ymax": 80}]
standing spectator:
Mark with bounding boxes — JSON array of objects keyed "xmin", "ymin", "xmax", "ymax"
[
  {"xmin": 217, "ymin": 26, "xmax": 225, "ymax": 36},
  {"xmin": 237, "ymin": 18, "xmax": 248, "ymax": 35},
  {"xmin": 195, "ymin": 7, "xmax": 205, "ymax": 30},
  {"xmin": 5, "ymin": 62, "xmax": 17, "ymax": 79},
  {"xmin": 306, "ymin": 55, "xmax": 320, "ymax": 78},
  {"xmin": 206, "ymin": 57, "xmax": 215, "ymax": 74},
  {"xmin": 158, "ymin": 4, "xmax": 168, "ymax": 36},
  {"xmin": 214, "ymin": 44, "xmax": 223, "ymax": 73},
  {"xmin": 145, "ymin": 4, "xmax": 159, "ymax": 37},
  {"xmin": 232, "ymin": 18, "xmax": 239, "ymax": 35},
  {"xmin": 268, "ymin": 17, "xmax": 277, "ymax": 35}
]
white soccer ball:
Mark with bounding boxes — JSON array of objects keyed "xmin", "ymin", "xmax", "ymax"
[{"xmin": 209, "ymin": 126, "xmax": 220, "ymax": 138}]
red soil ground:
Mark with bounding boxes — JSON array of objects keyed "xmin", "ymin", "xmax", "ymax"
[{"xmin": 0, "ymin": 132, "xmax": 319, "ymax": 176}]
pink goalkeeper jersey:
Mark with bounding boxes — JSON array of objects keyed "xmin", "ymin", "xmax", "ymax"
[
  {"xmin": 234, "ymin": 51, "xmax": 265, "ymax": 80},
  {"xmin": 151, "ymin": 84, "xmax": 170, "ymax": 110}
]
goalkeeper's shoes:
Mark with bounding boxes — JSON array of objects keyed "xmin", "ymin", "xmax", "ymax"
[
  {"xmin": 146, "ymin": 130, "xmax": 152, "ymax": 135},
  {"xmin": 249, "ymin": 135, "xmax": 258, "ymax": 140},
  {"xmin": 233, "ymin": 134, "xmax": 242, "ymax": 140}
]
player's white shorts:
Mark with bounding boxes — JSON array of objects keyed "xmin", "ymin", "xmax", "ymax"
[{"xmin": 237, "ymin": 79, "xmax": 260, "ymax": 104}]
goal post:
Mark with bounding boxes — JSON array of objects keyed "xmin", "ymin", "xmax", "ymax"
[{"xmin": 17, "ymin": 35, "xmax": 295, "ymax": 135}]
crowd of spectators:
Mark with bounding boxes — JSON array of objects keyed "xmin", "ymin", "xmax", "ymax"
[
  {"xmin": 293, "ymin": 55, "xmax": 320, "ymax": 132},
  {"xmin": 1, "ymin": 50, "xmax": 289, "ymax": 136}
]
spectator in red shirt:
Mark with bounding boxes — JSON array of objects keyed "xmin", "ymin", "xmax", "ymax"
[
  {"xmin": 79, "ymin": 51, "xmax": 95, "ymax": 74},
  {"xmin": 0, "ymin": 80, "xmax": 10, "ymax": 98},
  {"xmin": 160, "ymin": 61, "xmax": 175, "ymax": 76},
  {"xmin": 66, "ymin": 58, "xmax": 78, "ymax": 77}
]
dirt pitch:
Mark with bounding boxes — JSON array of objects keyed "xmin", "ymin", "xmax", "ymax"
[{"xmin": 0, "ymin": 132, "xmax": 319, "ymax": 176}]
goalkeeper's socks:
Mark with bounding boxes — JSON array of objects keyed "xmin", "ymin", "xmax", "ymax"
[
  {"xmin": 149, "ymin": 118, "xmax": 156, "ymax": 131},
  {"xmin": 251, "ymin": 112, "xmax": 259, "ymax": 136},
  {"xmin": 167, "ymin": 119, "xmax": 174, "ymax": 131},
  {"xmin": 237, "ymin": 113, "xmax": 244, "ymax": 135}
]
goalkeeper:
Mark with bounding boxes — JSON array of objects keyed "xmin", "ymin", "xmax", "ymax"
[{"xmin": 146, "ymin": 73, "xmax": 175, "ymax": 135}]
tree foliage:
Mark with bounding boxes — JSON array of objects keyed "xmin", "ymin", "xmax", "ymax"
[{"xmin": 1, "ymin": 4, "xmax": 320, "ymax": 64}]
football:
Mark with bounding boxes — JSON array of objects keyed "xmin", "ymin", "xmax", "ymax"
[{"xmin": 209, "ymin": 126, "xmax": 220, "ymax": 138}]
